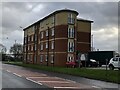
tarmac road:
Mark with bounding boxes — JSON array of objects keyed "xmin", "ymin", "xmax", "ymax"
[{"xmin": 1, "ymin": 64, "xmax": 120, "ymax": 90}]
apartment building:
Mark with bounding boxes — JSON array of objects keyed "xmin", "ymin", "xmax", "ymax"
[{"xmin": 23, "ymin": 9, "xmax": 93, "ymax": 67}]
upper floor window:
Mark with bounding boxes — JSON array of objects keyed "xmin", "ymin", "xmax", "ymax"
[
  {"xmin": 68, "ymin": 27, "xmax": 74, "ymax": 38},
  {"xmin": 41, "ymin": 43, "xmax": 43, "ymax": 50},
  {"xmin": 46, "ymin": 42, "xmax": 48, "ymax": 49},
  {"xmin": 28, "ymin": 45, "xmax": 30, "ymax": 51},
  {"xmin": 28, "ymin": 36, "xmax": 30, "ymax": 41},
  {"xmin": 68, "ymin": 13, "xmax": 74, "ymax": 24},
  {"xmin": 51, "ymin": 28, "xmax": 54, "ymax": 36},
  {"xmin": 68, "ymin": 41, "xmax": 74, "ymax": 52},
  {"xmin": 34, "ymin": 44, "xmax": 37, "ymax": 51},
  {"xmin": 31, "ymin": 35, "xmax": 34, "ymax": 41},
  {"xmin": 31, "ymin": 45, "xmax": 33, "ymax": 51},
  {"xmin": 51, "ymin": 41, "xmax": 54, "ymax": 49},
  {"xmin": 46, "ymin": 30, "xmax": 48, "ymax": 37},
  {"xmin": 41, "ymin": 32, "xmax": 44, "ymax": 39}
]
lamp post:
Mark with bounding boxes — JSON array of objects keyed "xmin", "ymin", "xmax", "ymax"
[{"xmin": 91, "ymin": 34, "xmax": 94, "ymax": 51}]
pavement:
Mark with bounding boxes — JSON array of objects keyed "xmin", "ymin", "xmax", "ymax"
[{"xmin": 1, "ymin": 64, "xmax": 120, "ymax": 90}]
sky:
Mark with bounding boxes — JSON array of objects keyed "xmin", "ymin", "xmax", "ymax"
[{"xmin": 1, "ymin": 1, "xmax": 119, "ymax": 53}]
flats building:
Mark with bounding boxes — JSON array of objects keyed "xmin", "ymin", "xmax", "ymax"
[{"xmin": 23, "ymin": 9, "xmax": 93, "ymax": 67}]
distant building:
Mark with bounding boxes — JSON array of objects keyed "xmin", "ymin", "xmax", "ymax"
[{"xmin": 23, "ymin": 9, "xmax": 93, "ymax": 67}]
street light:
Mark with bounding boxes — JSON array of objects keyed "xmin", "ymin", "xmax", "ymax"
[{"xmin": 91, "ymin": 34, "xmax": 94, "ymax": 51}]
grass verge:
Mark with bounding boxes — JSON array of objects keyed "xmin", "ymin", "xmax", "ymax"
[{"xmin": 4, "ymin": 61, "xmax": 120, "ymax": 84}]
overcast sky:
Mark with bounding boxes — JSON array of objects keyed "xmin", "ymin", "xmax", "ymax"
[{"xmin": 1, "ymin": 2, "xmax": 119, "ymax": 53}]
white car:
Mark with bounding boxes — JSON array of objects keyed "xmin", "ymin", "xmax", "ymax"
[{"xmin": 108, "ymin": 57, "xmax": 120, "ymax": 70}]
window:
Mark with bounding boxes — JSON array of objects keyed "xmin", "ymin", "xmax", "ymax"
[
  {"xmin": 46, "ymin": 30, "xmax": 48, "ymax": 37},
  {"xmin": 51, "ymin": 55, "xmax": 54, "ymax": 63},
  {"xmin": 45, "ymin": 55, "xmax": 48, "ymax": 61},
  {"xmin": 31, "ymin": 45, "xmax": 33, "ymax": 51},
  {"xmin": 51, "ymin": 41, "xmax": 54, "ymax": 49},
  {"xmin": 68, "ymin": 41, "xmax": 74, "ymax": 52},
  {"xmin": 68, "ymin": 27, "xmax": 74, "ymax": 38},
  {"xmin": 40, "ymin": 55, "xmax": 43, "ymax": 62},
  {"xmin": 68, "ymin": 13, "xmax": 74, "ymax": 24},
  {"xmin": 41, "ymin": 43, "xmax": 43, "ymax": 50},
  {"xmin": 41, "ymin": 32, "xmax": 44, "ymax": 39},
  {"xmin": 28, "ymin": 36, "xmax": 30, "ymax": 41},
  {"xmin": 28, "ymin": 45, "xmax": 30, "ymax": 51},
  {"xmin": 31, "ymin": 35, "xmax": 34, "ymax": 41},
  {"xmin": 67, "ymin": 56, "xmax": 74, "ymax": 62},
  {"xmin": 46, "ymin": 42, "xmax": 48, "ymax": 49},
  {"xmin": 51, "ymin": 28, "xmax": 54, "ymax": 36}
]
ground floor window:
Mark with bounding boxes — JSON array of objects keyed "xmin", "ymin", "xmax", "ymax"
[
  {"xmin": 67, "ymin": 54, "xmax": 74, "ymax": 62},
  {"xmin": 51, "ymin": 55, "xmax": 54, "ymax": 64},
  {"xmin": 40, "ymin": 55, "xmax": 43, "ymax": 63},
  {"xmin": 45, "ymin": 55, "xmax": 48, "ymax": 61}
]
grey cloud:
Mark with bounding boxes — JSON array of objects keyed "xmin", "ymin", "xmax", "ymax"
[{"xmin": 2, "ymin": 2, "xmax": 118, "ymax": 52}]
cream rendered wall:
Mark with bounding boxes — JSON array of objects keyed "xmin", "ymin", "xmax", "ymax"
[
  {"xmin": 39, "ymin": 16, "xmax": 54, "ymax": 33},
  {"xmin": 25, "ymin": 26, "xmax": 35, "ymax": 36},
  {"xmin": 55, "ymin": 12, "xmax": 77, "ymax": 26}
]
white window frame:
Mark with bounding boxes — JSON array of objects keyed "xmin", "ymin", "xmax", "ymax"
[
  {"xmin": 51, "ymin": 41, "xmax": 54, "ymax": 49},
  {"xmin": 41, "ymin": 32, "xmax": 44, "ymax": 39},
  {"xmin": 41, "ymin": 43, "xmax": 43, "ymax": 50},
  {"xmin": 31, "ymin": 45, "xmax": 33, "ymax": 51},
  {"xmin": 51, "ymin": 55, "xmax": 54, "ymax": 64},
  {"xmin": 68, "ymin": 13, "xmax": 74, "ymax": 24},
  {"xmin": 46, "ymin": 30, "xmax": 48, "ymax": 37},
  {"xmin": 51, "ymin": 28, "xmax": 54, "ymax": 36},
  {"xmin": 31, "ymin": 35, "xmax": 33, "ymax": 41},
  {"xmin": 68, "ymin": 41, "xmax": 74, "ymax": 52},
  {"xmin": 40, "ymin": 55, "xmax": 43, "ymax": 62},
  {"xmin": 45, "ymin": 55, "xmax": 48, "ymax": 61},
  {"xmin": 35, "ymin": 44, "xmax": 36, "ymax": 51},
  {"xmin": 28, "ymin": 45, "xmax": 30, "ymax": 51},
  {"xmin": 28, "ymin": 36, "xmax": 30, "ymax": 41},
  {"xmin": 68, "ymin": 27, "xmax": 74, "ymax": 38},
  {"xmin": 46, "ymin": 42, "xmax": 48, "ymax": 49}
]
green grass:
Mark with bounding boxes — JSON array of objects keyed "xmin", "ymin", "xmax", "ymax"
[{"xmin": 4, "ymin": 61, "xmax": 120, "ymax": 84}]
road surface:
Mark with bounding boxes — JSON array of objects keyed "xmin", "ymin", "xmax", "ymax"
[{"xmin": 1, "ymin": 64, "xmax": 120, "ymax": 90}]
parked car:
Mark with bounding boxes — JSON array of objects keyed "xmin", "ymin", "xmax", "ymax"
[
  {"xmin": 108, "ymin": 57, "xmax": 120, "ymax": 70},
  {"xmin": 66, "ymin": 62, "xmax": 76, "ymax": 68},
  {"xmin": 89, "ymin": 59, "xmax": 98, "ymax": 67}
]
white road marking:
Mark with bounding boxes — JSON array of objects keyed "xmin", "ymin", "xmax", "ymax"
[
  {"xmin": 26, "ymin": 78, "xmax": 42, "ymax": 85},
  {"xmin": 38, "ymin": 81, "xmax": 71, "ymax": 83},
  {"xmin": 27, "ymin": 76, "xmax": 51, "ymax": 78},
  {"xmin": 54, "ymin": 87, "xmax": 81, "ymax": 89},
  {"xmin": 6, "ymin": 70, "xmax": 11, "ymax": 72},
  {"xmin": 92, "ymin": 86, "xmax": 100, "ymax": 88},
  {"xmin": 13, "ymin": 73, "xmax": 22, "ymax": 77}
]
